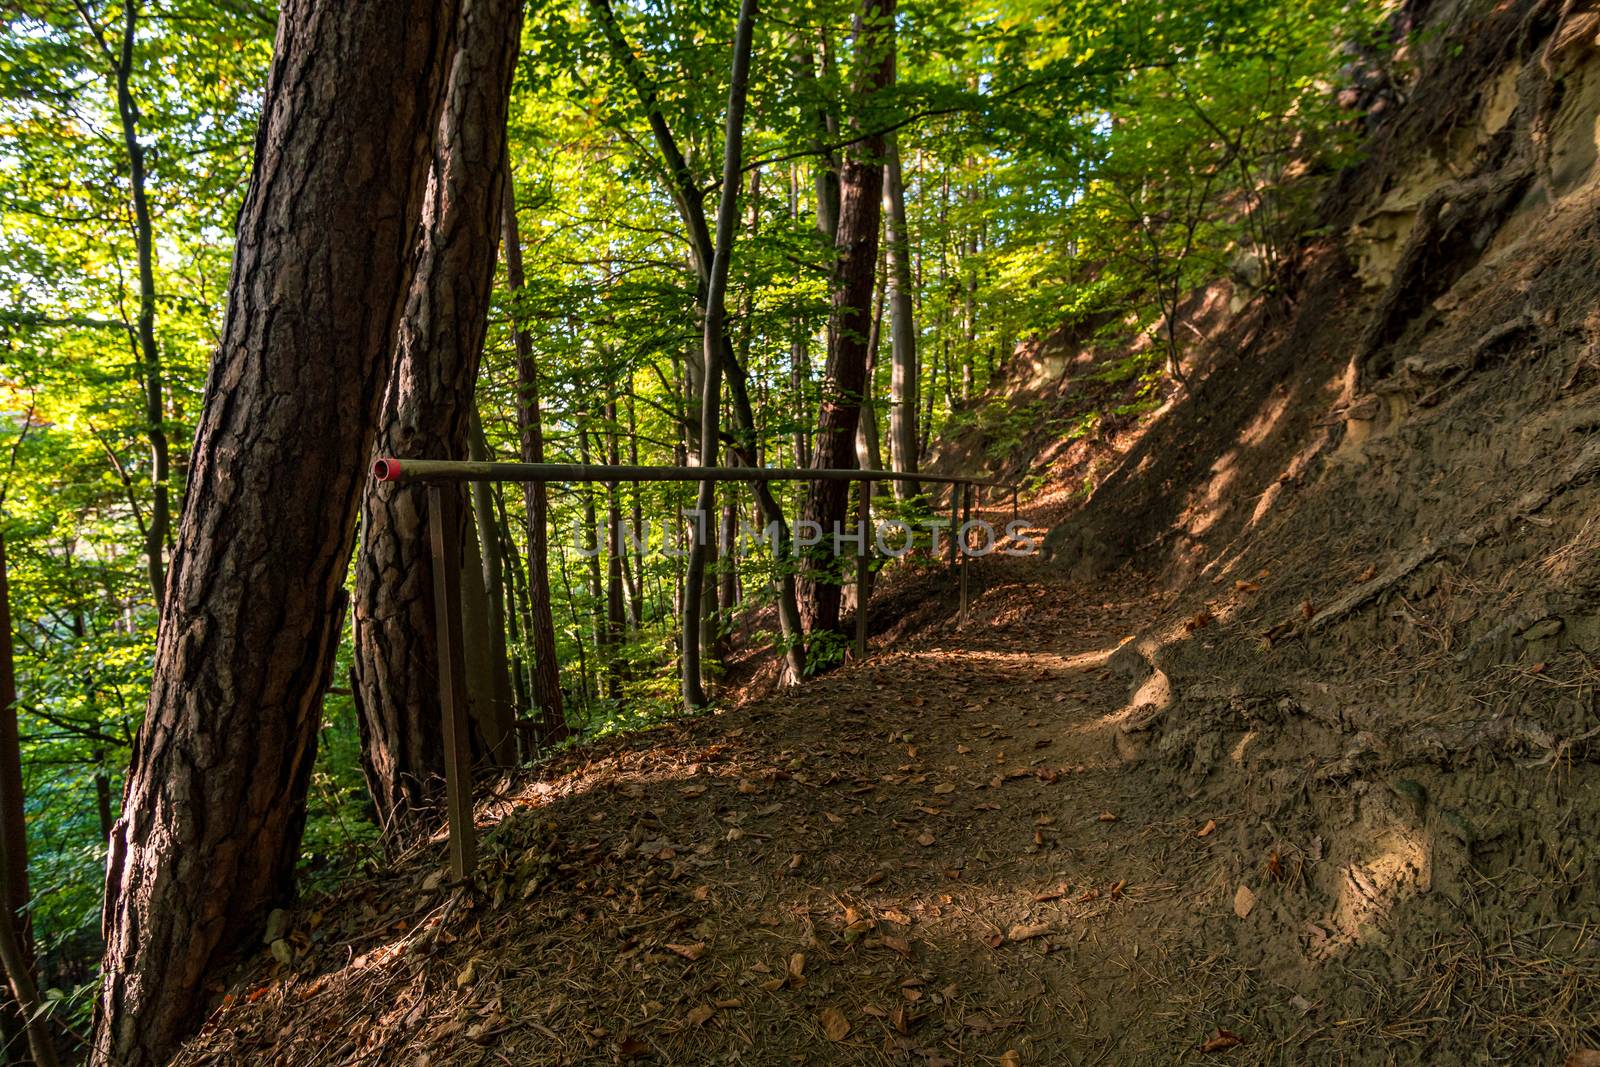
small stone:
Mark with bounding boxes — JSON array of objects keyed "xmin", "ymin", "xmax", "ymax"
[{"xmin": 1233, "ymin": 884, "xmax": 1257, "ymax": 919}]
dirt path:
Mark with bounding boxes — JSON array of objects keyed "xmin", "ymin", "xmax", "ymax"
[{"xmin": 175, "ymin": 552, "xmax": 1599, "ymax": 1066}]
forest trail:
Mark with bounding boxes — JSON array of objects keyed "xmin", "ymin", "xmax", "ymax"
[
  {"xmin": 175, "ymin": 534, "xmax": 1523, "ymax": 1067},
  {"xmin": 175, "ymin": 555, "xmax": 1309, "ymax": 1066}
]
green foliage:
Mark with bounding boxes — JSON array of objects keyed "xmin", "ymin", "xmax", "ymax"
[{"xmin": 0, "ymin": 0, "xmax": 1385, "ymax": 1010}]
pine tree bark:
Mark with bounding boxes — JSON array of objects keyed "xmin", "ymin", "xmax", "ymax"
[
  {"xmin": 501, "ymin": 182, "xmax": 568, "ymax": 745},
  {"xmin": 350, "ymin": 0, "xmax": 523, "ymax": 824},
  {"xmin": 92, "ymin": 3, "xmax": 461, "ymax": 1064},
  {"xmin": 799, "ymin": 0, "xmax": 895, "ymax": 636}
]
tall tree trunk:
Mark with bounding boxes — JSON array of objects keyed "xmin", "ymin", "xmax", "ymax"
[
  {"xmin": 717, "ymin": 494, "xmax": 738, "ymax": 649},
  {"xmin": 857, "ymin": 240, "xmax": 887, "ymax": 478},
  {"xmin": 469, "ymin": 412, "xmax": 517, "ymax": 744},
  {"xmin": 788, "ymin": 163, "xmax": 813, "ymax": 469},
  {"xmin": 592, "ymin": 0, "xmax": 805, "ymax": 683},
  {"xmin": 460, "ymin": 500, "xmax": 515, "ymax": 762},
  {"xmin": 626, "ymin": 390, "xmax": 645, "ymax": 627},
  {"xmin": 92, "ymin": 3, "xmax": 461, "ymax": 1063},
  {"xmin": 604, "ymin": 397, "xmax": 625, "ymax": 700},
  {"xmin": 350, "ymin": 0, "xmax": 522, "ymax": 824},
  {"xmin": 493, "ymin": 485, "xmax": 533, "ymax": 714},
  {"xmin": 501, "ymin": 181, "xmax": 567, "ymax": 745},
  {"xmin": 0, "ymin": 529, "xmax": 58, "ymax": 1067},
  {"xmin": 682, "ymin": 0, "xmax": 756, "ymax": 708},
  {"xmin": 962, "ymin": 170, "xmax": 978, "ymax": 404},
  {"xmin": 579, "ymin": 423, "xmax": 605, "ymax": 681},
  {"xmin": 792, "ymin": 33, "xmax": 840, "ymax": 243},
  {"xmin": 83, "ymin": 1, "xmax": 172, "ymax": 606},
  {"xmin": 884, "ymin": 132, "xmax": 919, "ymax": 500},
  {"xmin": 799, "ymin": 0, "xmax": 895, "ymax": 637}
]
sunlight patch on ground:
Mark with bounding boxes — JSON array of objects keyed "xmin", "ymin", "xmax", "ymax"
[{"xmin": 1311, "ymin": 832, "xmax": 1431, "ymax": 961}]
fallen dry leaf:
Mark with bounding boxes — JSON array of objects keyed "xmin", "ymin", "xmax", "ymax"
[
  {"xmin": 916, "ymin": 831, "xmax": 936, "ymax": 847},
  {"xmin": 1563, "ymin": 1051, "xmax": 1600, "ymax": 1067},
  {"xmin": 665, "ymin": 942, "xmax": 707, "ymax": 961},
  {"xmin": 685, "ymin": 1003, "xmax": 715, "ymax": 1027},
  {"xmin": 1007, "ymin": 922, "xmax": 1051, "ymax": 942},
  {"xmin": 1233, "ymin": 884, "xmax": 1256, "ymax": 919},
  {"xmin": 1001, "ymin": 1051, "xmax": 1022, "ymax": 1067},
  {"xmin": 880, "ymin": 934, "xmax": 913, "ymax": 957},
  {"xmin": 1200, "ymin": 1029, "xmax": 1243, "ymax": 1053},
  {"xmin": 1197, "ymin": 819, "xmax": 1217, "ymax": 838},
  {"xmin": 820, "ymin": 1006, "xmax": 851, "ymax": 1041},
  {"xmin": 1097, "ymin": 811, "xmax": 1118, "ymax": 823}
]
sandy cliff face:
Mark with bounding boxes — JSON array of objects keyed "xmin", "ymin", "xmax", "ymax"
[{"xmin": 996, "ymin": 0, "xmax": 1600, "ymax": 1045}]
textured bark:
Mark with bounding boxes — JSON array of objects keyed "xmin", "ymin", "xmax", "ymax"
[
  {"xmin": 883, "ymin": 132, "xmax": 919, "ymax": 500},
  {"xmin": 800, "ymin": 0, "xmax": 895, "ymax": 636},
  {"xmin": 350, "ymin": 0, "xmax": 523, "ymax": 824},
  {"xmin": 91, "ymin": 3, "xmax": 461, "ymax": 1064},
  {"xmin": 501, "ymin": 183, "xmax": 568, "ymax": 745}
]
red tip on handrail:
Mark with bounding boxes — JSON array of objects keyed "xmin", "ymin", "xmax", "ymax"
[{"xmin": 373, "ymin": 457, "xmax": 403, "ymax": 482}]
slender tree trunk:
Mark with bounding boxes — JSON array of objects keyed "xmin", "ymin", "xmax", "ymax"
[
  {"xmin": 857, "ymin": 240, "xmax": 887, "ymax": 478},
  {"xmin": 350, "ymin": 0, "xmax": 522, "ymax": 823},
  {"xmin": 962, "ymin": 170, "xmax": 978, "ymax": 404},
  {"xmin": 788, "ymin": 163, "xmax": 813, "ymax": 469},
  {"xmin": 89, "ymin": 1, "xmax": 172, "ymax": 606},
  {"xmin": 717, "ymin": 494, "xmax": 738, "ymax": 643},
  {"xmin": 604, "ymin": 398, "xmax": 625, "ymax": 700},
  {"xmin": 469, "ymin": 412, "xmax": 516, "ymax": 745},
  {"xmin": 93, "ymin": 4, "xmax": 460, "ymax": 1063},
  {"xmin": 799, "ymin": 0, "xmax": 895, "ymax": 637},
  {"xmin": 625, "ymin": 390, "xmax": 645, "ymax": 626},
  {"xmin": 492, "ymin": 485, "xmax": 533, "ymax": 715},
  {"xmin": 884, "ymin": 132, "xmax": 919, "ymax": 499},
  {"xmin": 793, "ymin": 33, "xmax": 840, "ymax": 244},
  {"xmin": 460, "ymin": 499, "xmax": 513, "ymax": 761},
  {"xmin": 579, "ymin": 424, "xmax": 605, "ymax": 682},
  {"xmin": 501, "ymin": 181, "xmax": 568, "ymax": 745},
  {"xmin": 592, "ymin": 0, "xmax": 804, "ymax": 683},
  {"xmin": 0, "ymin": 529, "xmax": 58, "ymax": 1067},
  {"xmin": 682, "ymin": 0, "xmax": 755, "ymax": 708}
]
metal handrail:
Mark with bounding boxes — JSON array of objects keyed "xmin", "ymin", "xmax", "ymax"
[
  {"xmin": 371, "ymin": 456, "xmax": 1016, "ymax": 880},
  {"xmin": 373, "ymin": 457, "xmax": 1014, "ymax": 490}
]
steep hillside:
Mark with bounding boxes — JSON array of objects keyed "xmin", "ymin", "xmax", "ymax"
[{"xmin": 170, "ymin": 1, "xmax": 1600, "ymax": 1063}]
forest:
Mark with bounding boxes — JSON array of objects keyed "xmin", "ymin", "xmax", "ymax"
[{"xmin": 4, "ymin": 0, "xmax": 1600, "ymax": 1062}]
